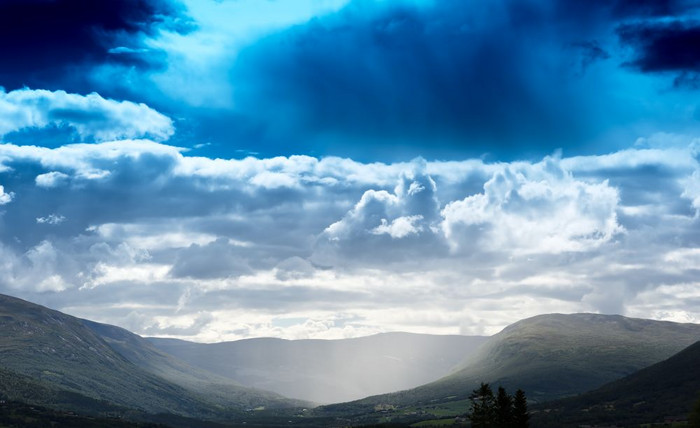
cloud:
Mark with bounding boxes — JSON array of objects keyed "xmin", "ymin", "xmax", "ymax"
[
  {"xmin": 36, "ymin": 214, "xmax": 66, "ymax": 225},
  {"xmin": 2, "ymin": 0, "xmax": 698, "ymax": 161},
  {"xmin": 0, "ymin": 0, "xmax": 193, "ymax": 91},
  {"xmin": 371, "ymin": 215, "xmax": 424, "ymax": 239},
  {"xmin": 169, "ymin": 238, "xmax": 253, "ymax": 279},
  {"xmin": 0, "ymin": 185, "xmax": 13, "ymax": 205},
  {"xmin": 0, "ymin": 138, "xmax": 699, "ymax": 339},
  {"xmin": 219, "ymin": 0, "xmax": 700, "ymax": 159},
  {"xmin": 0, "ymin": 240, "xmax": 75, "ymax": 293},
  {"xmin": 618, "ymin": 20, "xmax": 700, "ymax": 87},
  {"xmin": 275, "ymin": 257, "xmax": 316, "ymax": 281},
  {"xmin": 231, "ymin": 0, "xmax": 582, "ymax": 156},
  {"xmin": 569, "ymin": 41, "xmax": 611, "ymax": 75},
  {"xmin": 441, "ymin": 156, "xmax": 623, "ymax": 254},
  {"xmin": 35, "ymin": 172, "xmax": 70, "ymax": 188},
  {"xmin": 0, "ymin": 88, "xmax": 174, "ymax": 142},
  {"xmin": 313, "ymin": 164, "xmax": 446, "ymax": 266}
]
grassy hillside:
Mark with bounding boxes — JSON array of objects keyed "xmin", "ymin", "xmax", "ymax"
[
  {"xmin": 0, "ymin": 398, "xmax": 165, "ymax": 428},
  {"xmin": 148, "ymin": 333, "xmax": 487, "ymax": 403},
  {"xmin": 532, "ymin": 340, "xmax": 700, "ymax": 427},
  {"xmin": 318, "ymin": 313, "xmax": 700, "ymax": 421},
  {"xmin": 0, "ymin": 366, "xmax": 129, "ymax": 416},
  {"xmin": 0, "ymin": 293, "xmax": 301, "ymax": 420},
  {"xmin": 439, "ymin": 313, "xmax": 700, "ymax": 402},
  {"xmin": 84, "ymin": 320, "xmax": 307, "ymax": 410}
]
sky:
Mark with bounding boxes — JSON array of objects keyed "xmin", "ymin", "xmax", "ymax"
[{"xmin": 0, "ymin": 0, "xmax": 700, "ymax": 341}]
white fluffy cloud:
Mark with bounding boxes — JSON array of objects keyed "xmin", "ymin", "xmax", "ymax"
[
  {"xmin": 0, "ymin": 138, "xmax": 700, "ymax": 340},
  {"xmin": 0, "ymin": 184, "xmax": 12, "ymax": 205},
  {"xmin": 0, "ymin": 88, "xmax": 174, "ymax": 142},
  {"xmin": 35, "ymin": 172, "xmax": 70, "ymax": 188},
  {"xmin": 312, "ymin": 167, "xmax": 444, "ymax": 266},
  {"xmin": 441, "ymin": 156, "xmax": 623, "ymax": 254}
]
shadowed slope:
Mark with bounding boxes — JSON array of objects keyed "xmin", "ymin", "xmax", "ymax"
[
  {"xmin": 533, "ymin": 340, "xmax": 700, "ymax": 427},
  {"xmin": 0, "ymin": 293, "xmax": 304, "ymax": 419}
]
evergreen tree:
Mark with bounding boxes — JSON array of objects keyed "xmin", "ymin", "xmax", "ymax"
[
  {"xmin": 468, "ymin": 383, "xmax": 496, "ymax": 428},
  {"xmin": 512, "ymin": 389, "xmax": 530, "ymax": 428},
  {"xmin": 467, "ymin": 383, "xmax": 529, "ymax": 428},
  {"xmin": 494, "ymin": 386, "xmax": 513, "ymax": 428}
]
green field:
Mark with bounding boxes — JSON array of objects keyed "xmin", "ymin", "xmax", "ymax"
[{"xmin": 411, "ymin": 418, "xmax": 457, "ymax": 427}]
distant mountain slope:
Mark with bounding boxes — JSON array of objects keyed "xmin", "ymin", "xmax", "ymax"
[
  {"xmin": 83, "ymin": 320, "xmax": 307, "ymax": 410},
  {"xmin": 148, "ymin": 332, "xmax": 488, "ymax": 403},
  {"xmin": 0, "ymin": 293, "xmax": 301, "ymax": 420},
  {"xmin": 320, "ymin": 313, "xmax": 700, "ymax": 416},
  {"xmin": 533, "ymin": 340, "xmax": 700, "ymax": 427}
]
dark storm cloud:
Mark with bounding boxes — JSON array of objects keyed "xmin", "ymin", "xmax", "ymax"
[
  {"xmin": 569, "ymin": 41, "xmax": 611, "ymax": 74},
  {"xmin": 2, "ymin": 0, "xmax": 697, "ymax": 160},
  {"xmin": 573, "ymin": 0, "xmax": 689, "ymax": 19},
  {"xmin": 228, "ymin": 0, "xmax": 700, "ymax": 159},
  {"xmin": 232, "ymin": 0, "xmax": 581, "ymax": 158},
  {"xmin": 0, "ymin": 0, "xmax": 192, "ymax": 90},
  {"xmin": 618, "ymin": 20, "xmax": 700, "ymax": 80}
]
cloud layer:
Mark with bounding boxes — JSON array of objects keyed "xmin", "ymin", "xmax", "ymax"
[
  {"xmin": 0, "ymin": 134, "xmax": 699, "ymax": 340},
  {"xmin": 222, "ymin": 0, "xmax": 700, "ymax": 158},
  {"xmin": 0, "ymin": 88, "xmax": 174, "ymax": 142},
  {"xmin": 0, "ymin": 0, "xmax": 191, "ymax": 91},
  {"xmin": 1, "ymin": 1, "xmax": 700, "ymax": 341},
  {"xmin": 3, "ymin": 0, "xmax": 698, "ymax": 160}
]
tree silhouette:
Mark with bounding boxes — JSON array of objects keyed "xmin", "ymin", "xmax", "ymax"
[
  {"xmin": 467, "ymin": 383, "xmax": 529, "ymax": 428},
  {"xmin": 468, "ymin": 383, "xmax": 495, "ymax": 428},
  {"xmin": 513, "ymin": 389, "xmax": 529, "ymax": 428},
  {"xmin": 495, "ymin": 386, "xmax": 513, "ymax": 428}
]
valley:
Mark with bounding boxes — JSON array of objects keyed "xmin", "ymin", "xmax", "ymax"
[{"xmin": 1, "ymin": 292, "xmax": 700, "ymax": 427}]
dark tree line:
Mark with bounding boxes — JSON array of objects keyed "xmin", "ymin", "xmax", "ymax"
[
  {"xmin": 467, "ymin": 383, "xmax": 529, "ymax": 428},
  {"xmin": 690, "ymin": 393, "xmax": 700, "ymax": 428}
]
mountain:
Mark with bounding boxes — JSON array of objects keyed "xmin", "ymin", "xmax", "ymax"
[
  {"xmin": 6, "ymin": 293, "xmax": 699, "ymax": 428},
  {"xmin": 82, "ymin": 320, "xmax": 307, "ymax": 410},
  {"xmin": 0, "ymin": 293, "xmax": 303, "ymax": 420},
  {"xmin": 319, "ymin": 313, "xmax": 700, "ymax": 420},
  {"xmin": 533, "ymin": 339, "xmax": 700, "ymax": 427},
  {"xmin": 148, "ymin": 332, "xmax": 488, "ymax": 403},
  {"xmin": 440, "ymin": 313, "xmax": 700, "ymax": 402}
]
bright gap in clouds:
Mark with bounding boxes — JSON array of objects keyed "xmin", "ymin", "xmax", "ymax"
[
  {"xmin": 141, "ymin": 0, "xmax": 353, "ymax": 108},
  {"xmin": 1, "ymin": 88, "xmax": 700, "ymax": 341}
]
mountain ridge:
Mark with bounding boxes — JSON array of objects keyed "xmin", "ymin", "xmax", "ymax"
[
  {"xmin": 0, "ymin": 292, "xmax": 304, "ymax": 420},
  {"xmin": 318, "ymin": 312, "xmax": 700, "ymax": 421},
  {"xmin": 148, "ymin": 331, "xmax": 488, "ymax": 404},
  {"xmin": 4, "ymin": 291, "xmax": 700, "ymax": 427}
]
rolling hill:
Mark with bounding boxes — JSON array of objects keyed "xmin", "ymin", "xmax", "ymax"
[
  {"xmin": 0, "ymin": 293, "xmax": 304, "ymax": 420},
  {"xmin": 148, "ymin": 332, "xmax": 488, "ymax": 404},
  {"xmin": 319, "ymin": 313, "xmax": 700, "ymax": 420},
  {"xmin": 83, "ymin": 319, "xmax": 308, "ymax": 411},
  {"xmin": 532, "ymin": 339, "xmax": 700, "ymax": 427}
]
